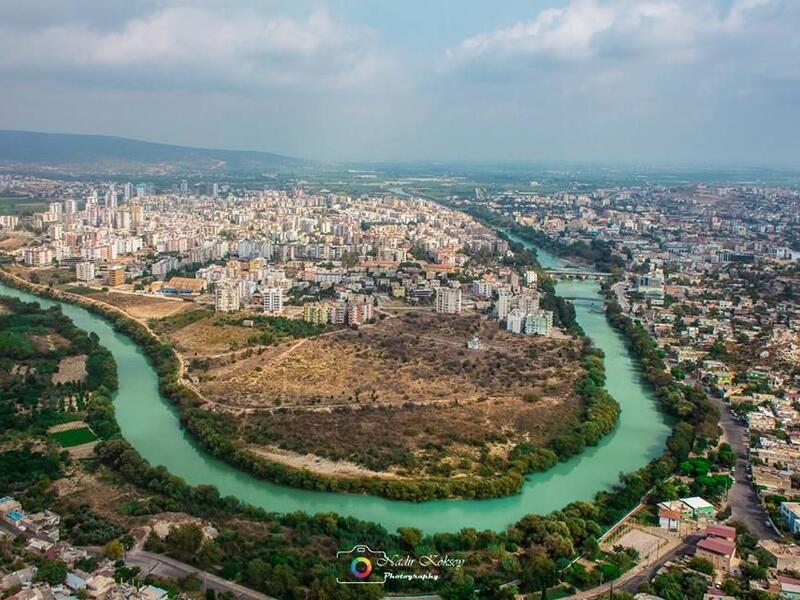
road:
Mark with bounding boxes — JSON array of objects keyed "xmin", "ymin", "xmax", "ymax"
[
  {"xmin": 619, "ymin": 535, "xmax": 700, "ymax": 594},
  {"xmin": 707, "ymin": 391, "xmax": 780, "ymax": 540},
  {"xmin": 125, "ymin": 550, "xmax": 274, "ymax": 600}
]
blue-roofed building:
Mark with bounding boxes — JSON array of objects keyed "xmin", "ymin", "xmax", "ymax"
[
  {"xmin": 0, "ymin": 496, "xmax": 22, "ymax": 517},
  {"xmin": 5, "ymin": 511, "xmax": 23, "ymax": 525},
  {"xmin": 65, "ymin": 572, "xmax": 87, "ymax": 591},
  {"xmin": 140, "ymin": 584, "xmax": 168, "ymax": 600}
]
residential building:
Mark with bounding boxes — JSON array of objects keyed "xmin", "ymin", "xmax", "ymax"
[
  {"xmin": 435, "ymin": 286, "xmax": 462, "ymax": 314},
  {"xmin": 214, "ymin": 281, "xmax": 240, "ymax": 312},
  {"xmin": 695, "ymin": 537, "xmax": 736, "ymax": 572},
  {"xmin": 758, "ymin": 540, "xmax": 800, "ymax": 571},
  {"xmin": 346, "ymin": 299, "xmax": 373, "ymax": 326},
  {"xmin": 262, "ymin": 287, "xmax": 284, "ymax": 315},
  {"xmin": 495, "ymin": 290, "xmax": 513, "ymax": 320},
  {"xmin": 780, "ymin": 502, "xmax": 800, "ymax": 533},
  {"xmin": 506, "ymin": 308, "xmax": 525, "ymax": 334},
  {"xmin": 303, "ymin": 302, "xmax": 329, "ymax": 325},
  {"xmin": 524, "ymin": 309, "xmax": 553, "ymax": 336},
  {"xmin": 106, "ymin": 265, "xmax": 125, "ymax": 287},
  {"xmin": 75, "ymin": 261, "xmax": 95, "ymax": 282}
]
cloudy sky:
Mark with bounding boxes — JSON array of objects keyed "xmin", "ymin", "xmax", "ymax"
[{"xmin": 0, "ymin": 0, "xmax": 798, "ymax": 165}]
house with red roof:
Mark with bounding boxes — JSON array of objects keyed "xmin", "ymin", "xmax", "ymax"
[
  {"xmin": 658, "ymin": 507, "xmax": 681, "ymax": 531},
  {"xmin": 706, "ymin": 524, "xmax": 737, "ymax": 542},
  {"xmin": 696, "ymin": 536, "xmax": 737, "ymax": 573}
]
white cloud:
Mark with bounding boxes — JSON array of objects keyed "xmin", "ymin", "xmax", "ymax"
[
  {"xmin": 445, "ymin": 0, "xmax": 777, "ymax": 68},
  {"xmin": 0, "ymin": 5, "xmax": 387, "ymax": 90}
]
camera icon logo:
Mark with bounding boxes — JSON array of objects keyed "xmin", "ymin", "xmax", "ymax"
[{"xmin": 336, "ymin": 545, "xmax": 389, "ymax": 585}]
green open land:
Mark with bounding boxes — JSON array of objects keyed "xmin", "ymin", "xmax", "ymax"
[
  {"xmin": 0, "ymin": 195, "xmax": 49, "ymax": 215},
  {"xmin": 51, "ymin": 426, "xmax": 98, "ymax": 447}
]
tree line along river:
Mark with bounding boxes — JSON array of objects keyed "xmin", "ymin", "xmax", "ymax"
[{"xmin": 0, "ymin": 238, "xmax": 670, "ymax": 533}]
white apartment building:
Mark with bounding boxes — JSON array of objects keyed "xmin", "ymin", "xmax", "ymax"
[
  {"xmin": 22, "ymin": 246, "xmax": 53, "ymax": 267},
  {"xmin": 435, "ymin": 286, "xmax": 462, "ymax": 314},
  {"xmin": 214, "ymin": 281, "xmax": 241, "ymax": 312},
  {"xmin": 519, "ymin": 289, "xmax": 540, "ymax": 313},
  {"xmin": 262, "ymin": 287, "xmax": 284, "ymax": 315},
  {"xmin": 75, "ymin": 261, "xmax": 96, "ymax": 282},
  {"xmin": 524, "ymin": 270, "xmax": 538, "ymax": 286},
  {"xmin": 506, "ymin": 309, "xmax": 525, "ymax": 334},
  {"xmin": 524, "ymin": 310, "xmax": 554, "ymax": 336},
  {"xmin": 471, "ymin": 280, "xmax": 494, "ymax": 299},
  {"xmin": 495, "ymin": 290, "xmax": 513, "ymax": 320},
  {"xmin": 0, "ymin": 215, "xmax": 19, "ymax": 229}
]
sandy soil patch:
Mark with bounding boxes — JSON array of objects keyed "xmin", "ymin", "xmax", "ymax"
[
  {"xmin": 52, "ymin": 354, "xmax": 87, "ymax": 384},
  {"xmin": 85, "ymin": 291, "xmax": 192, "ymax": 320},
  {"xmin": 168, "ymin": 317, "xmax": 257, "ymax": 355},
  {"xmin": 48, "ymin": 420, "xmax": 89, "ymax": 433},
  {"xmin": 248, "ymin": 445, "xmax": 398, "ymax": 479}
]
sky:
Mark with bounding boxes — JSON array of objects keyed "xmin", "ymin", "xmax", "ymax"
[{"xmin": 0, "ymin": 0, "xmax": 798, "ymax": 166}]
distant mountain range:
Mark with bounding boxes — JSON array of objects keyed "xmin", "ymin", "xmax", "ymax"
[{"xmin": 0, "ymin": 130, "xmax": 305, "ymax": 174}]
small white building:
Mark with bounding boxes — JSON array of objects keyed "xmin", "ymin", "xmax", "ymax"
[{"xmin": 467, "ymin": 336, "xmax": 482, "ymax": 350}]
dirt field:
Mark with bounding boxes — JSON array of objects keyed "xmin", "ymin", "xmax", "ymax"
[
  {"xmin": 201, "ymin": 312, "xmax": 578, "ymax": 408},
  {"xmin": 52, "ymin": 355, "xmax": 87, "ymax": 384},
  {"xmin": 190, "ymin": 312, "xmax": 585, "ymax": 478},
  {"xmin": 77, "ymin": 289, "xmax": 193, "ymax": 320},
  {"xmin": 0, "ymin": 231, "xmax": 34, "ymax": 251},
  {"xmin": 164, "ymin": 313, "xmax": 261, "ymax": 355}
]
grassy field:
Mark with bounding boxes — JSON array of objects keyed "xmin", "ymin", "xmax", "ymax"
[
  {"xmin": 0, "ymin": 196, "xmax": 49, "ymax": 215},
  {"xmin": 51, "ymin": 427, "xmax": 98, "ymax": 447}
]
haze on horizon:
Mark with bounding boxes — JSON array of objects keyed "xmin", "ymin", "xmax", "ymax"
[{"xmin": 0, "ymin": 0, "xmax": 798, "ymax": 167}]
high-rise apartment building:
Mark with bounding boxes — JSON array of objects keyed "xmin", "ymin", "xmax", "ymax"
[
  {"xmin": 215, "ymin": 281, "xmax": 240, "ymax": 312},
  {"xmin": 435, "ymin": 286, "xmax": 462, "ymax": 314},
  {"xmin": 262, "ymin": 287, "xmax": 284, "ymax": 315}
]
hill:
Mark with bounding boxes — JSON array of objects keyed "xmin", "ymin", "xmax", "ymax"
[{"xmin": 0, "ymin": 130, "xmax": 304, "ymax": 174}]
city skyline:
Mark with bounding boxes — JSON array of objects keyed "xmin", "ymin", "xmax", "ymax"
[{"xmin": 1, "ymin": 0, "xmax": 799, "ymax": 166}]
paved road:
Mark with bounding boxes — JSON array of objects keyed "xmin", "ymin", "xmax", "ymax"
[
  {"xmin": 620, "ymin": 535, "xmax": 700, "ymax": 594},
  {"xmin": 126, "ymin": 550, "xmax": 274, "ymax": 600},
  {"xmin": 707, "ymin": 392, "xmax": 780, "ymax": 540}
]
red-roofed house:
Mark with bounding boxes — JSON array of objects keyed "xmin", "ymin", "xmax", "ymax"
[
  {"xmin": 706, "ymin": 524, "xmax": 736, "ymax": 541},
  {"xmin": 696, "ymin": 537, "xmax": 736, "ymax": 572},
  {"xmin": 659, "ymin": 507, "xmax": 681, "ymax": 531}
]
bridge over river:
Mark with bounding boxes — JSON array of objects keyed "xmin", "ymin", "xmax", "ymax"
[{"xmin": 545, "ymin": 268, "xmax": 612, "ymax": 280}]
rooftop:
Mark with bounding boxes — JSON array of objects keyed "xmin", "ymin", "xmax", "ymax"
[{"xmin": 697, "ymin": 537, "xmax": 735, "ymax": 557}]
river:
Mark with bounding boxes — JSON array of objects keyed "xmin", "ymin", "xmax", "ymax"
[{"xmin": 0, "ymin": 244, "xmax": 669, "ymax": 533}]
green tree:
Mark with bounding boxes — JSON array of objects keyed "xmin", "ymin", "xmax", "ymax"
[
  {"xmin": 165, "ymin": 523, "xmax": 204, "ymax": 563},
  {"xmin": 103, "ymin": 539, "xmax": 124, "ymax": 560},
  {"xmin": 36, "ymin": 560, "xmax": 67, "ymax": 585}
]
